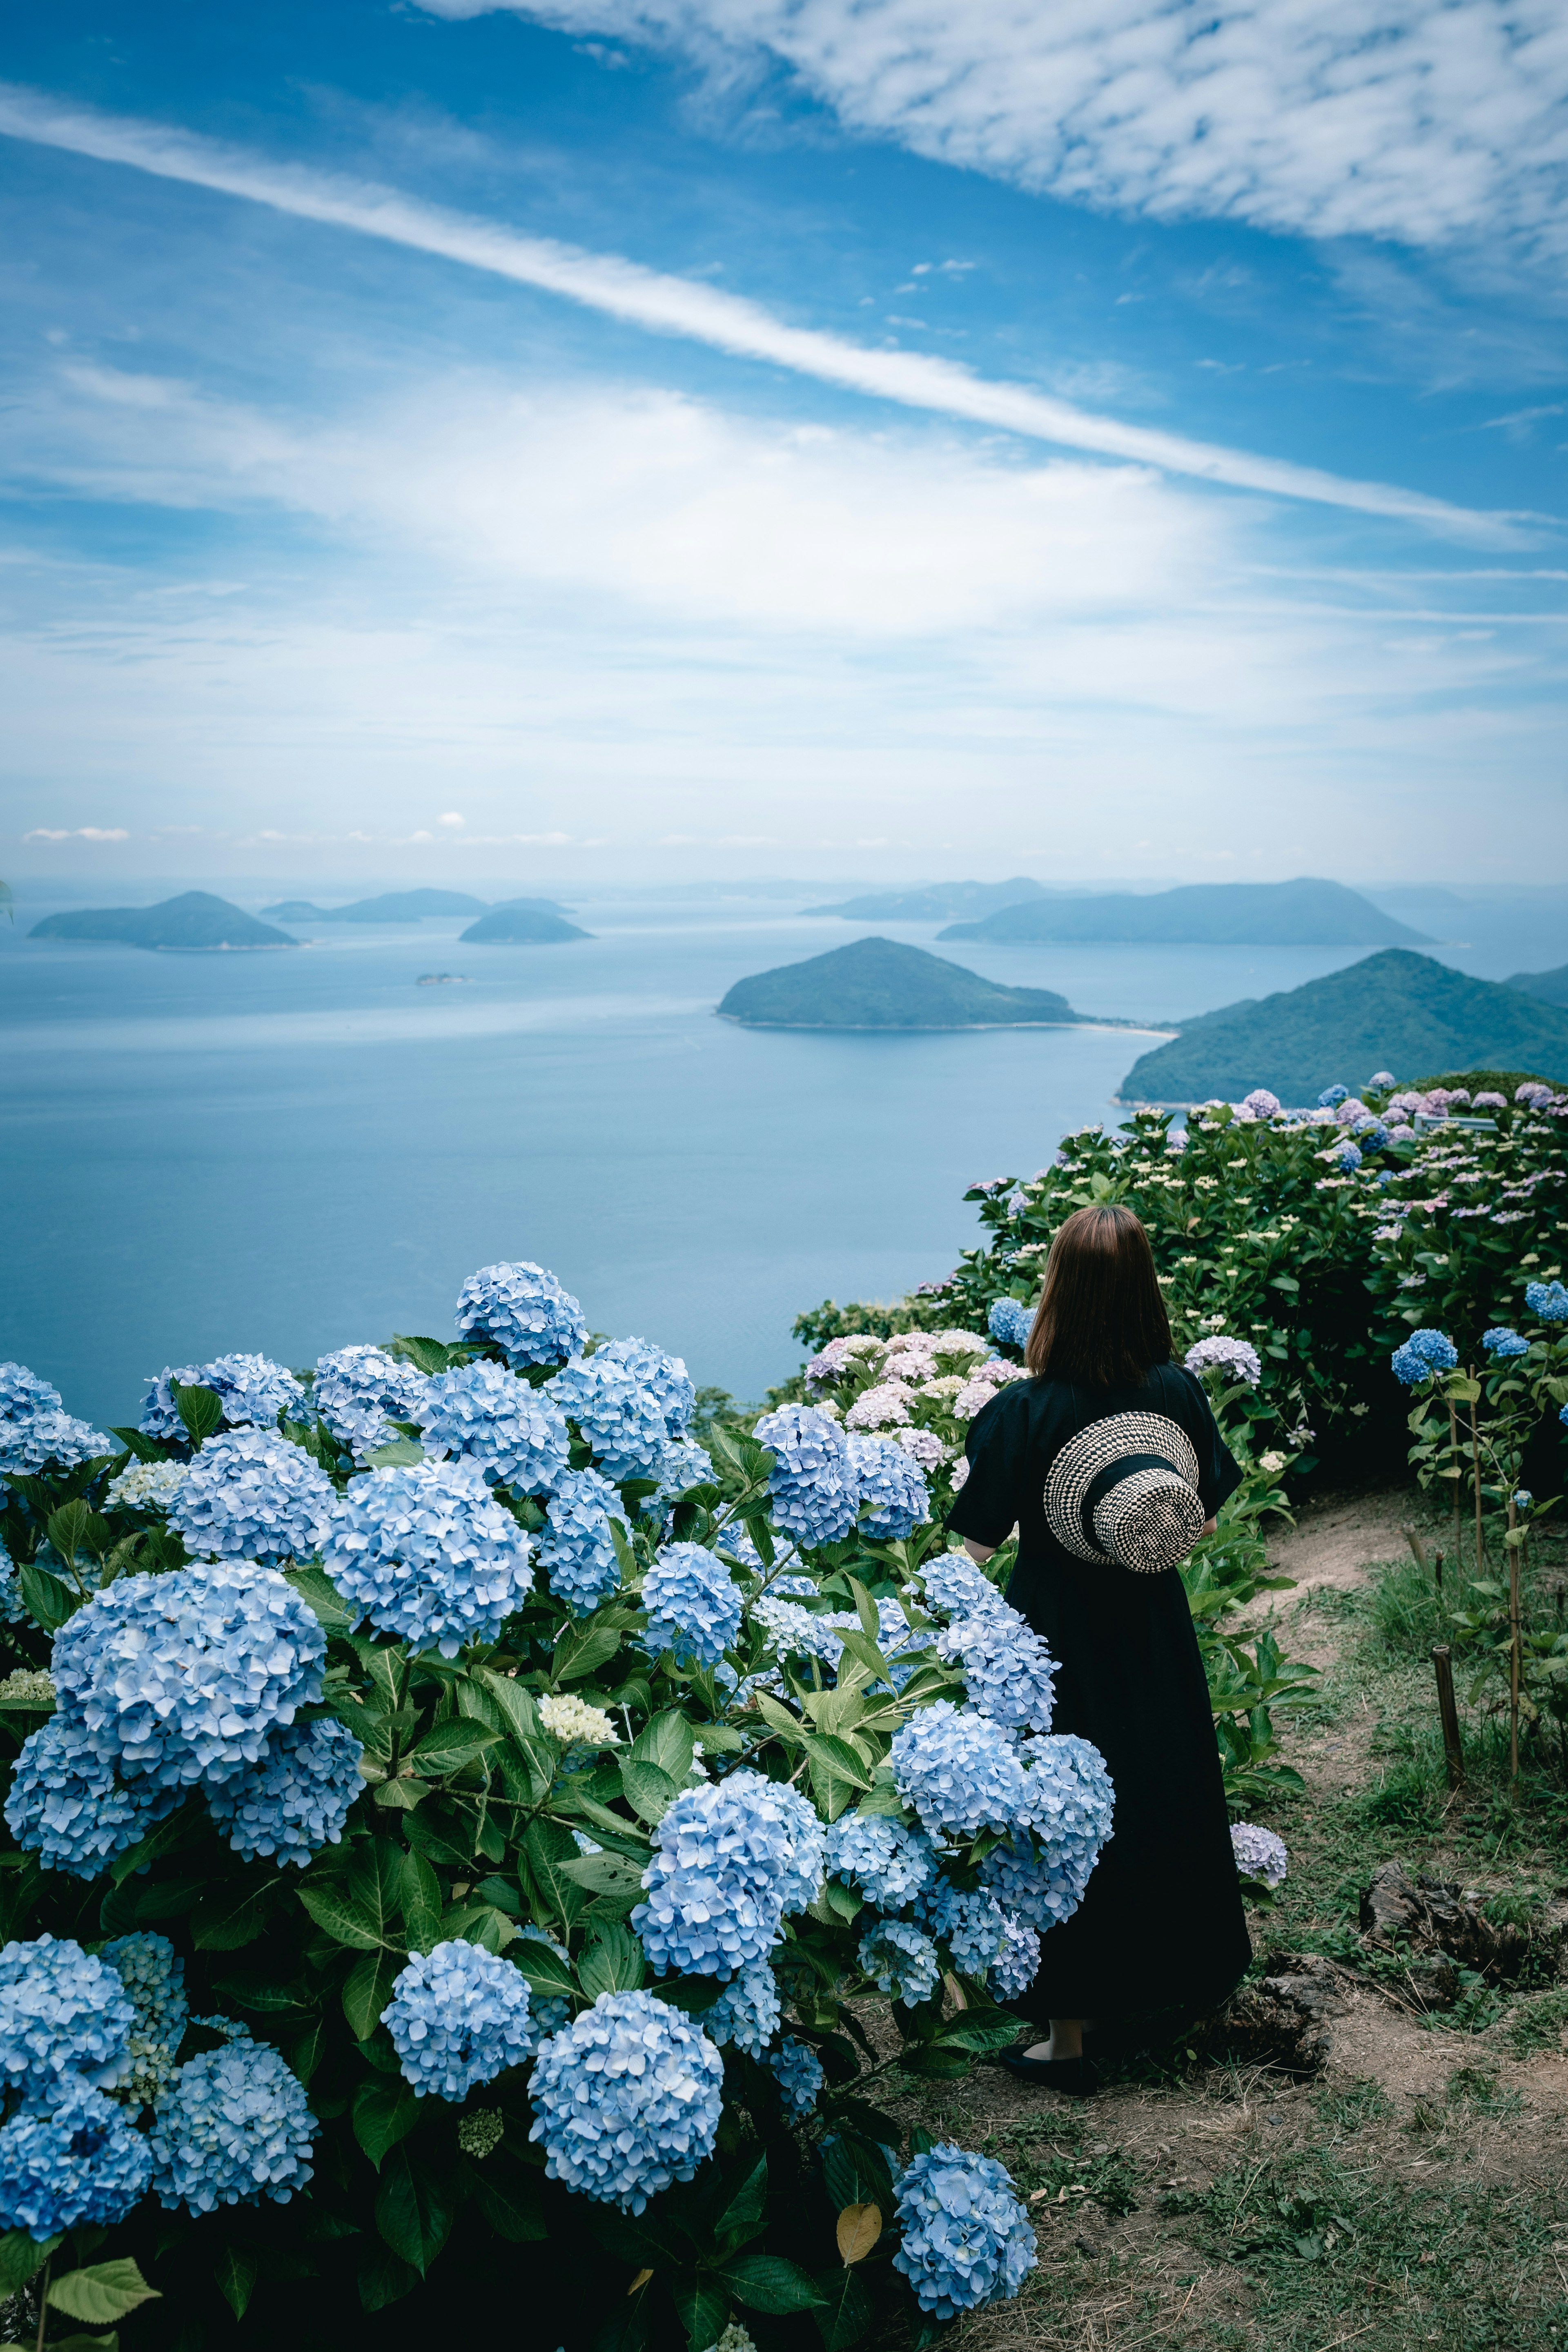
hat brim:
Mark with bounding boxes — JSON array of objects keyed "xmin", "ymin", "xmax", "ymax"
[{"xmin": 1045, "ymin": 1411, "xmax": 1201, "ymax": 1568}]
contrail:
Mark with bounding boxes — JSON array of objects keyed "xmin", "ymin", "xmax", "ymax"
[{"xmin": 0, "ymin": 80, "xmax": 1517, "ymax": 540}]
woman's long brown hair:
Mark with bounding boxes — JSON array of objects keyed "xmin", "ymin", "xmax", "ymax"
[{"xmin": 1023, "ymin": 1202, "xmax": 1172, "ymax": 1387}]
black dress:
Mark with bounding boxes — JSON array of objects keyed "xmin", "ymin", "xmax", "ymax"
[{"xmin": 946, "ymin": 1360, "xmax": 1252, "ymax": 2023}]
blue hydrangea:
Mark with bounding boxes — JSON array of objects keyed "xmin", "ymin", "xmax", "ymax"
[
  {"xmin": 633, "ymin": 1772, "xmax": 822, "ymax": 1979},
  {"xmin": 639, "ymin": 1439, "xmax": 717, "ymax": 1526},
  {"xmin": 704, "ymin": 1962, "xmax": 781, "ymax": 2057},
  {"xmin": 1229, "ymin": 1821, "xmax": 1288, "ymax": 1888},
  {"xmin": 0, "ymin": 1533, "xmax": 24, "ymax": 1629},
  {"xmin": 102, "ymin": 1933, "xmax": 188, "ymax": 2106},
  {"xmin": 4, "ymin": 1714, "xmax": 181, "ymax": 1877},
  {"xmin": 0, "ymin": 1365, "xmax": 112, "ymax": 1477},
  {"xmin": 1318, "ymin": 1085, "xmax": 1349, "ymax": 1107},
  {"xmin": 591, "ymin": 1338, "xmax": 696, "ymax": 1439},
  {"xmin": 916, "ymin": 1880, "xmax": 1011, "ymax": 1978},
  {"xmin": 642, "ymin": 1542, "xmax": 742, "ymax": 1668},
  {"xmin": 753, "ymin": 1405, "xmax": 860, "ymax": 1549},
  {"xmin": 168, "ymin": 1427, "xmax": 336, "ymax": 1567},
  {"xmin": 140, "ymin": 1354, "xmax": 308, "ymax": 1441},
  {"xmin": 892, "ymin": 2144, "xmax": 1037, "ymax": 2319},
  {"xmin": 321, "ymin": 1458, "xmax": 534, "ymax": 1657},
  {"xmin": 938, "ymin": 1609, "xmax": 1057, "ymax": 1734},
  {"xmin": 535, "ymin": 1467, "xmax": 628, "ymax": 1613},
  {"xmin": 921, "ymin": 1552, "xmax": 1002, "ymax": 1622},
  {"xmin": 382, "ymin": 1940, "xmax": 533, "ymax": 2100},
  {"xmin": 768, "ymin": 2036, "xmax": 824, "ymax": 2118},
  {"xmin": 1483, "ymin": 1327, "xmax": 1531, "ymax": 1359},
  {"xmin": 528, "ymin": 1989, "xmax": 723, "ymax": 2213},
  {"xmin": 206, "ymin": 1715, "xmax": 365, "ymax": 1869},
  {"xmin": 52, "ymin": 1563, "xmax": 326, "ymax": 1790},
  {"xmin": 889, "ymin": 1703, "xmax": 1032, "ymax": 1841},
  {"xmin": 455, "ymin": 1260, "xmax": 588, "ymax": 1367},
  {"xmin": 858, "ymin": 1918, "xmax": 941, "ymax": 2005},
  {"xmin": 1336, "ymin": 1142, "xmax": 1363, "ymax": 1172},
  {"xmin": 416, "ymin": 1359, "xmax": 571, "ymax": 1493},
  {"xmin": 847, "ymin": 1433, "xmax": 931, "ymax": 1539},
  {"xmin": 0, "ymin": 1363, "xmax": 61, "ymax": 1427},
  {"xmin": 311, "ymin": 1345, "xmax": 430, "ymax": 1459},
  {"xmin": 754, "ymin": 1593, "xmax": 849, "ymax": 1670},
  {"xmin": 1391, "ymin": 1328, "xmax": 1460, "ymax": 1386},
  {"xmin": 148, "ymin": 2036, "xmax": 316, "ymax": 2213},
  {"xmin": 824, "ymin": 1815, "xmax": 935, "ymax": 1911},
  {"xmin": 1185, "ymin": 1336, "xmax": 1263, "ymax": 1386},
  {"xmin": 987, "ymin": 1298, "xmax": 1033, "ymax": 1349},
  {"xmin": 1356, "ymin": 1121, "xmax": 1391, "ymax": 1150},
  {"xmin": 1526, "ymin": 1280, "xmax": 1568, "ymax": 1324},
  {"xmin": 0, "ymin": 1935, "xmax": 135, "ymax": 2108},
  {"xmin": 988, "ymin": 1913, "xmax": 1040, "ymax": 2002},
  {"xmin": 548, "ymin": 1353, "xmax": 672, "ymax": 1480},
  {"xmin": 0, "ymin": 2078, "xmax": 153, "ymax": 2239},
  {"xmin": 980, "ymin": 1734, "xmax": 1116, "ymax": 1930}
]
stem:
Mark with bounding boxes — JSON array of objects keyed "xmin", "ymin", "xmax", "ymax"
[
  {"xmin": 1508, "ymin": 1495, "xmax": 1522, "ymax": 1783},
  {"xmin": 385, "ymin": 1656, "xmax": 415, "ymax": 1783},
  {"xmin": 1470, "ymin": 1394, "xmax": 1485, "ymax": 1575},
  {"xmin": 1448, "ymin": 1400, "xmax": 1461, "ymax": 1557},
  {"xmin": 34, "ymin": 2256, "xmax": 49, "ymax": 2352}
]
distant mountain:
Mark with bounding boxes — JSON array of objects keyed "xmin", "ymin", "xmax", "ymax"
[
  {"xmin": 29, "ymin": 891, "xmax": 295, "ymax": 952},
  {"xmin": 262, "ymin": 901, "xmax": 332, "ymax": 921},
  {"xmin": 717, "ymin": 936, "xmax": 1087, "ymax": 1029},
  {"xmin": 1507, "ymin": 961, "xmax": 1568, "ymax": 1009},
  {"xmin": 940, "ymin": 878, "xmax": 1432, "ymax": 947},
  {"xmin": 1119, "ymin": 950, "xmax": 1568, "ymax": 1105},
  {"xmin": 460, "ymin": 906, "xmax": 590, "ymax": 944},
  {"xmin": 804, "ymin": 877, "xmax": 1050, "ymax": 921},
  {"xmin": 260, "ymin": 889, "xmax": 491, "ymax": 922}
]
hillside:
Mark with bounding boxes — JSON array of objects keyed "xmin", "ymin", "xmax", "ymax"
[
  {"xmin": 460, "ymin": 906, "xmax": 590, "ymax": 944},
  {"xmin": 1120, "ymin": 949, "xmax": 1568, "ymax": 1104},
  {"xmin": 717, "ymin": 936, "xmax": 1086, "ymax": 1029},
  {"xmin": 260, "ymin": 889, "xmax": 490, "ymax": 922},
  {"xmin": 940, "ymin": 877, "xmax": 1432, "ymax": 947},
  {"xmin": 1507, "ymin": 960, "xmax": 1568, "ymax": 1009},
  {"xmin": 29, "ymin": 891, "xmax": 296, "ymax": 951},
  {"xmin": 804, "ymin": 877, "xmax": 1049, "ymax": 920}
]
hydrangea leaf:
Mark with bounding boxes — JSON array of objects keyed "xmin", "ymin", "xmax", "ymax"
[
  {"xmin": 436, "ymin": 1902, "xmax": 518, "ymax": 1956},
  {"xmin": 356, "ymin": 2241, "xmax": 420, "ymax": 2312},
  {"xmin": 170, "ymin": 1382, "xmax": 223, "ymax": 1450},
  {"xmin": 560, "ymin": 1852, "xmax": 646, "ymax": 1913},
  {"xmin": 577, "ymin": 1924, "xmax": 646, "ymax": 2000},
  {"xmin": 343, "ymin": 1949, "xmax": 405, "ymax": 2042},
  {"xmin": 669, "ymin": 2272, "xmax": 730, "ymax": 2352},
  {"xmin": 0, "ymin": 2229, "xmax": 59, "ymax": 2297},
  {"xmin": 813, "ymin": 2264, "xmax": 875, "ymax": 2349},
  {"xmin": 405, "ymin": 1721, "xmax": 502, "ymax": 1778},
  {"xmin": 628, "ymin": 1709, "xmax": 696, "ymax": 1786},
  {"xmin": 297, "ymin": 1882, "xmax": 392, "ymax": 1953},
  {"xmin": 352, "ymin": 2076, "xmax": 420, "ymax": 2172},
  {"xmin": 513, "ymin": 1944, "xmax": 577, "ymax": 2007},
  {"xmin": 401, "ymin": 1807, "xmax": 474, "ymax": 1871},
  {"xmin": 463, "ymin": 2148, "xmax": 547, "ymax": 2243},
  {"xmin": 898, "ymin": 2046, "xmax": 969, "ymax": 2080},
  {"xmin": 212, "ymin": 2247, "xmax": 256, "ymax": 2322},
  {"xmin": 399, "ymin": 1853, "xmax": 442, "ymax": 1956},
  {"xmin": 834, "ymin": 2203, "xmax": 882, "ymax": 2265},
  {"xmin": 523, "ymin": 1821, "xmax": 591, "ymax": 1932},
  {"xmin": 283, "ymin": 1566, "xmax": 359, "ymax": 1635},
  {"xmin": 364, "ymin": 1439, "xmax": 423, "ymax": 1469},
  {"xmin": 190, "ymin": 1885, "xmax": 276, "ymax": 1953},
  {"xmin": 715, "ymin": 2254, "xmax": 827, "ymax": 2313},
  {"xmin": 619, "ymin": 1760, "xmax": 679, "ymax": 1825},
  {"xmin": 47, "ymin": 2258, "xmax": 160, "ymax": 2325},
  {"xmin": 17, "ymin": 1561, "xmax": 74, "ymax": 1634},
  {"xmin": 713, "ymin": 2151, "xmax": 768, "ymax": 2251},
  {"xmin": 553, "ymin": 1622, "xmax": 626, "ymax": 1685},
  {"xmin": 375, "ymin": 2146, "xmax": 456, "ymax": 2276}
]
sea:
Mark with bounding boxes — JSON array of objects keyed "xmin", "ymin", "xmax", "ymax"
[{"xmin": 3, "ymin": 884, "xmax": 1560, "ymax": 1431}]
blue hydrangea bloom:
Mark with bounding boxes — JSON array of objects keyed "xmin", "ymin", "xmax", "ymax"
[
  {"xmin": 0, "ymin": 1533, "xmax": 24, "ymax": 1629},
  {"xmin": 0, "ymin": 1935, "xmax": 135, "ymax": 2108},
  {"xmin": 4, "ymin": 1714, "xmax": 181, "ymax": 1878},
  {"xmin": 148, "ymin": 2036, "xmax": 316, "ymax": 2213},
  {"xmin": 858, "ymin": 1918, "xmax": 941, "ymax": 2005},
  {"xmin": 754, "ymin": 1593, "xmax": 847, "ymax": 1669},
  {"xmin": 938, "ymin": 1609, "xmax": 1057, "ymax": 1734},
  {"xmin": 768, "ymin": 2036, "xmax": 824, "ymax": 2118},
  {"xmin": 382, "ymin": 1940, "xmax": 533, "ymax": 2100},
  {"xmin": 416, "ymin": 1359, "xmax": 571, "ymax": 1492},
  {"xmin": 1318, "ymin": 1085, "xmax": 1349, "ymax": 1107},
  {"xmin": 988, "ymin": 1913, "xmax": 1040, "ymax": 2002},
  {"xmin": 1391, "ymin": 1328, "xmax": 1460, "ymax": 1386},
  {"xmin": 824, "ymin": 1814, "xmax": 935, "ymax": 1911},
  {"xmin": 892, "ymin": 2144, "xmax": 1037, "ymax": 2319},
  {"xmin": 548, "ymin": 1354, "xmax": 672, "ymax": 1480},
  {"xmin": 633, "ymin": 1772, "xmax": 822, "ymax": 1979},
  {"xmin": 639, "ymin": 1439, "xmax": 717, "ymax": 1526},
  {"xmin": 528, "ymin": 1989, "xmax": 723, "ymax": 2213},
  {"xmin": 1526, "ymin": 1280, "xmax": 1568, "ymax": 1324},
  {"xmin": 1336, "ymin": 1142, "xmax": 1363, "ymax": 1172},
  {"xmin": 168, "ymin": 1427, "xmax": 336, "ymax": 1568},
  {"xmin": 642, "ymin": 1542, "xmax": 742, "ymax": 1668},
  {"xmin": 140, "ymin": 1354, "xmax": 308, "ymax": 1442},
  {"xmin": 0, "ymin": 1365, "xmax": 111, "ymax": 1477},
  {"xmin": 0, "ymin": 1363, "xmax": 61, "ymax": 1426},
  {"xmin": 704, "ymin": 1962, "xmax": 781, "ymax": 2058},
  {"xmin": 847, "ymin": 1432, "xmax": 931, "ymax": 1538},
  {"xmin": 103, "ymin": 1933, "xmax": 188, "ymax": 2106},
  {"xmin": 312, "ymin": 1345, "xmax": 430, "ymax": 1459},
  {"xmin": 206, "ymin": 1715, "xmax": 364, "ymax": 1869},
  {"xmin": 1483, "ymin": 1327, "xmax": 1531, "ymax": 1359},
  {"xmin": 455, "ymin": 1260, "xmax": 588, "ymax": 1367},
  {"xmin": 536, "ymin": 1466, "xmax": 628, "ymax": 1614},
  {"xmin": 916, "ymin": 1880, "xmax": 1011, "ymax": 1978},
  {"xmin": 53, "ymin": 1563, "xmax": 326, "ymax": 1790},
  {"xmin": 980, "ymin": 1734, "xmax": 1116, "ymax": 1930},
  {"xmin": 921, "ymin": 1552, "xmax": 1002, "ymax": 1622},
  {"xmin": 592, "ymin": 1338, "xmax": 696, "ymax": 1439},
  {"xmin": 987, "ymin": 1298, "xmax": 1033, "ymax": 1349},
  {"xmin": 1229, "ymin": 1822, "xmax": 1289, "ymax": 1888},
  {"xmin": 889, "ymin": 1702, "xmax": 1033, "ymax": 1841},
  {"xmin": 753, "ymin": 1405, "xmax": 860, "ymax": 1549},
  {"xmin": 0, "ymin": 2078, "xmax": 153, "ymax": 2239},
  {"xmin": 321, "ymin": 1458, "xmax": 534, "ymax": 1657}
]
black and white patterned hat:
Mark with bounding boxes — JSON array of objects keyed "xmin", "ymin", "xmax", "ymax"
[{"xmin": 1044, "ymin": 1411, "xmax": 1204, "ymax": 1575}]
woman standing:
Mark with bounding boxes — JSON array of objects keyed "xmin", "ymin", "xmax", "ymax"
[{"xmin": 946, "ymin": 1201, "xmax": 1251, "ymax": 2096}]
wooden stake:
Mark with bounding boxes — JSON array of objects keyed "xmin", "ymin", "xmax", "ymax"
[
  {"xmin": 1431, "ymin": 1646, "xmax": 1464, "ymax": 1788},
  {"xmin": 1404, "ymin": 1527, "xmax": 1428, "ymax": 1572},
  {"xmin": 1507, "ymin": 1493, "xmax": 1522, "ymax": 1782},
  {"xmin": 1433, "ymin": 1548, "xmax": 1444, "ymax": 1595},
  {"xmin": 1448, "ymin": 1399, "xmax": 1462, "ymax": 1557},
  {"xmin": 1469, "ymin": 1393, "xmax": 1484, "ymax": 1573}
]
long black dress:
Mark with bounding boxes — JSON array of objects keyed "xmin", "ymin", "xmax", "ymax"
[{"xmin": 946, "ymin": 1359, "xmax": 1252, "ymax": 2024}]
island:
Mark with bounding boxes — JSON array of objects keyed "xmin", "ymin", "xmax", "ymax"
[
  {"xmin": 717, "ymin": 936, "xmax": 1093, "ymax": 1029},
  {"xmin": 459, "ymin": 904, "xmax": 591, "ymax": 944},
  {"xmin": 1118, "ymin": 949, "xmax": 1568, "ymax": 1105},
  {"xmin": 804, "ymin": 877, "xmax": 1049, "ymax": 920},
  {"xmin": 1507, "ymin": 960, "xmax": 1568, "ymax": 1009},
  {"xmin": 28, "ymin": 891, "xmax": 296, "ymax": 952},
  {"xmin": 940, "ymin": 877, "xmax": 1432, "ymax": 947},
  {"xmin": 260, "ymin": 889, "xmax": 492, "ymax": 922}
]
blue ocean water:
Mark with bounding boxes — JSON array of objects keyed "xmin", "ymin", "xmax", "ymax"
[{"xmin": 0, "ymin": 892, "xmax": 1482, "ymax": 1427}]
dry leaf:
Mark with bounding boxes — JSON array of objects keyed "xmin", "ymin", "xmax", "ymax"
[
  {"xmin": 836, "ymin": 2202, "xmax": 882, "ymax": 2265},
  {"xmin": 628, "ymin": 2268, "xmax": 654, "ymax": 2294}
]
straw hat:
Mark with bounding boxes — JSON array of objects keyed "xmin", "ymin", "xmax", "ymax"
[{"xmin": 1044, "ymin": 1411, "xmax": 1204, "ymax": 1574}]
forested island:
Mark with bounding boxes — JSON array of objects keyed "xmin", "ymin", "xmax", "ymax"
[
  {"xmin": 941, "ymin": 876, "xmax": 1430, "ymax": 947},
  {"xmin": 28, "ymin": 891, "xmax": 295, "ymax": 951},
  {"xmin": 260, "ymin": 889, "xmax": 490, "ymax": 922},
  {"xmin": 804, "ymin": 877, "xmax": 1051, "ymax": 920},
  {"xmin": 460, "ymin": 902, "xmax": 591, "ymax": 943},
  {"xmin": 717, "ymin": 935, "xmax": 1096, "ymax": 1028}
]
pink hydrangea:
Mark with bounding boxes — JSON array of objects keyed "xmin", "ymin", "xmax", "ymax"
[
  {"xmin": 1235, "ymin": 1089, "xmax": 1281, "ymax": 1121},
  {"xmin": 895, "ymin": 1428, "xmax": 948, "ymax": 1470},
  {"xmin": 845, "ymin": 1383, "xmax": 914, "ymax": 1430}
]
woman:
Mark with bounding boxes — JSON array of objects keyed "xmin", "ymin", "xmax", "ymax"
[{"xmin": 947, "ymin": 1200, "xmax": 1250, "ymax": 2096}]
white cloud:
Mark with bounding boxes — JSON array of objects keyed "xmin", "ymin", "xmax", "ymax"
[
  {"xmin": 0, "ymin": 81, "xmax": 1514, "ymax": 537},
  {"xmin": 424, "ymin": 0, "xmax": 1568, "ymax": 258},
  {"xmin": 22, "ymin": 825, "xmax": 131, "ymax": 841}
]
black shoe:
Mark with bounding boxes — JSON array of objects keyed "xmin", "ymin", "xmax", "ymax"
[{"xmin": 998, "ymin": 2048, "xmax": 1097, "ymax": 2097}]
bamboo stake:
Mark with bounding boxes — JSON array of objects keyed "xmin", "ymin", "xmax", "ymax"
[
  {"xmin": 1448, "ymin": 1399, "xmax": 1462, "ymax": 1558},
  {"xmin": 1431, "ymin": 1646, "xmax": 1464, "ymax": 1788},
  {"xmin": 1507, "ymin": 1493, "xmax": 1522, "ymax": 1782},
  {"xmin": 1470, "ymin": 1391, "xmax": 1484, "ymax": 1573}
]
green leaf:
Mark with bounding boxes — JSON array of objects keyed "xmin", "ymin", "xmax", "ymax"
[
  {"xmin": 297, "ymin": 1882, "xmax": 390, "ymax": 1952},
  {"xmin": 353, "ymin": 2075, "xmax": 421, "ymax": 2171},
  {"xmin": 619, "ymin": 1758, "xmax": 679, "ymax": 1824},
  {"xmin": 389, "ymin": 1334, "xmax": 459, "ymax": 1376},
  {"xmin": 560, "ymin": 1852, "xmax": 646, "ymax": 1910},
  {"xmin": 400, "ymin": 1850, "xmax": 443, "ymax": 1955},
  {"xmin": 357, "ymin": 2242, "xmax": 420, "ymax": 2312},
  {"xmin": 933, "ymin": 2011, "xmax": 1023, "ymax": 2053},
  {"xmin": 806, "ymin": 1734, "xmax": 872, "ymax": 1788},
  {"xmin": 629, "ymin": 1710, "xmax": 696, "ymax": 1785},
  {"xmin": 514, "ymin": 1942, "xmax": 577, "ymax": 2006},
  {"xmin": 813, "ymin": 2266, "xmax": 874, "ymax": 2351},
  {"xmin": 897, "ymin": 2045, "xmax": 969, "ymax": 2080},
  {"xmin": 845, "ymin": 1576, "xmax": 881, "ymax": 1641},
  {"xmin": 46, "ymin": 1499, "xmax": 110, "ymax": 1565},
  {"xmin": 18, "ymin": 1561, "xmax": 74, "ymax": 1632},
  {"xmin": 373, "ymin": 1778, "xmax": 429, "ymax": 1811},
  {"xmin": 553, "ymin": 1621, "xmax": 625, "ymax": 1684},
  {"xmin": 437, "ymin": 1901, "xmax": 517, "ymax": 1955},
  {"xmin": 714, "ymin": 2152, "xmax": 769, "ymax": 2250},
  {"xmin": 191, "ymin": 1885, "xmax": 274, "ymax": 1952},
  {"xmin": 403, "ymin": 1806, "xmax": 476, "ymax": 1871},
  {"xmin": 283, "ymin": 1565, "xmax": 359, "ymax": 1634},
  {"xmin": 107, "ymin": 1426, "xmax": 162, "ymax": 1464},
  {"xmin": 670, "ymin": 2274, "xmax": 730, "ymax": 2352},
  {"xmin": 376, "ymin": 2146, "xmax": 455, "ymax": 2276},
  {"xmin": 49, "ymin": 2259, "xmax": 161, "ymax": 2326},
  {"xmin": 365, "ymin": 1438, "xmax": 424, "ymax": 1468},
  {"xmin": 213, "ymin": 2245, "xmax": 256, "ymax": 2321},
  {"xmin": 289, "ymin": 2016, "xmax": 330, "ymax": 2086},
  {"xmin": 716, "ymin": 2254, "xmax": 827, "ymax": 2314},
  {"xmin": 578, "ymin": 1923, "xmax": 646, "ymax": 1999},
  {"xmin": 0, "ymin": 2229, "xmax": 58, "ymax": 2297},
  {"xmin": 525, "ymin": 1819, "xmax": 590, "ymax": 1933},
  {"xmin": 464, "ymin": 2149, "xmax": 548, "ymax": 2243},
  {"xmin": 172, "ymin": 1380, "xmax": 223, "ymax": 1450},
  {"xmin": 407, "ymin": 1719, "xmax": 502, "ymax": 1777},
  {"xmin": 343, "ymin": 1947, "xmax": 405, "ymax": 2041}
]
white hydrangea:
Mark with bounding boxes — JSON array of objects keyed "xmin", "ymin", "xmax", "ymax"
[
  {"xmin": 105, "ymin": 1461, "xmax": 188, "ymax": 1514},
  {"xmin": 537, "ymin": 1694, "xmax": 620, "ymax": 1747}
]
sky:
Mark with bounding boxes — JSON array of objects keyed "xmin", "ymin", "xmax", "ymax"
[{"xmin": 2, "ymin": 0, "xmax": 1566, "ymax": 887}]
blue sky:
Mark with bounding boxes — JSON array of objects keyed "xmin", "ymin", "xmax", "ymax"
[{"xmin": 2, "ymin": 0, "xmax": 1566, "ymax": 885}]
